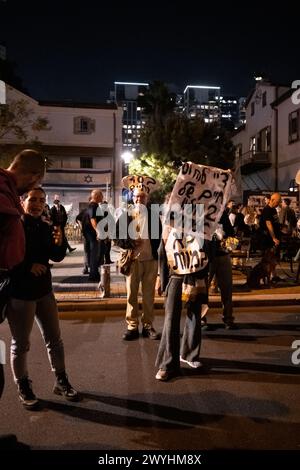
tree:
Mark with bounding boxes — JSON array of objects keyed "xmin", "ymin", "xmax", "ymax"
[
  {"xmin": 133, "ymin": 80, "xmax": 235, "ymax": 200},
  {"xmin": 138, "ymin": 81, "xmax": 177, "ymax": 157},
  {"xmin": 138, "ymin": 80, "xmax": 176, "ymax": 126},
  {"xmin": 129, "ymin": 153, "xmax": 178, "ymax": 202},
  {"xmin": 0, "ymin": 99, "xmax": 51, "ymax": 167}
]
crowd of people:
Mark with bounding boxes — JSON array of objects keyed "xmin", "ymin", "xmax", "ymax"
[{"xmin": 1, "ymin": 149, "xmax": 300, "ymax": 416}]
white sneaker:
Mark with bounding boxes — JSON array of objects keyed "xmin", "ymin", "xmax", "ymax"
[
  {"xmin": 155, "ymin": 369, "xmax": 176, "ymax": 381},
  {"xmin": 180, "ymin": 356, "xmax": 203, "ymax": 369}
]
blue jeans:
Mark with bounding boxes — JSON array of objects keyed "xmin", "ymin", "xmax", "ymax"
[
  {"xmin": 6, "ymin": 292, "xmax": 65, "ymax": 382},
  {"xmin": 156, "ymin": 277, "xmax": 203, "ymax": 372},
  {"xmin": 84, "ymin": 232, "xmax": 100, "ymax": 278}
]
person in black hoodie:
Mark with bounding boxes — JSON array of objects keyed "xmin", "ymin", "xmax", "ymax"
[
  {"xmin": 6, "ymin": 187, "xmax": 78, "ymax": 409},
  {"xmin": 206, "ymin": 211, "xmax": 236, "ymax": 329}
]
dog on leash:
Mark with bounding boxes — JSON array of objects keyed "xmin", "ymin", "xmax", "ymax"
[{"xmin": 247, "ymin": 253, "xmax": 277, "ymax": 289}]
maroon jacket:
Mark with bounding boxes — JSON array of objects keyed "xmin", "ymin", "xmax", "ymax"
[{"xmin": 0, "ymin": 169, "xmax": 25, "ymax": 270}]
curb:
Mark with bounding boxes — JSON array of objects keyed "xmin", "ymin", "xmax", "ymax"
[{"xmin": 56, "ymin": 296, "xmax": 300, "ymax": 312}]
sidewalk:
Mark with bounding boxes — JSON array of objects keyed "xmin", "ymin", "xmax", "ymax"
[{"xmin": 52, "ymin": 243, "xmax": 300, "ymax": 311}]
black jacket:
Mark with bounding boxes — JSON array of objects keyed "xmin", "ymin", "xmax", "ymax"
[
  {"xmin": 11, "ymin": 215, "xmax": 66, "ymax": 300},
  {"xmin": 213, "ymin": 211, "xmax": 235, "ymax": 257}
]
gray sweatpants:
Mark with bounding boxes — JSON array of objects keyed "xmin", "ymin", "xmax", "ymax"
[{"xmin": 6, "ymin": 292, "xmax": 65, "ymax": 382}]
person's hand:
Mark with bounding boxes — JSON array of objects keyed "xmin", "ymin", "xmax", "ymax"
[
  {"xmin": 273, "ymin": 237, "xmax": 280, "ymax": 246},
  {"xmin": 52, "ymin": 226, "xmax": 63, "ymax": 246},
  {"xmin": 30, "ymin": 263, "xmax": 47, "ymax": 276}
]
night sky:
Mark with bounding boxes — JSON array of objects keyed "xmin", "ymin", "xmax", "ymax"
[{"xmin": 1, "ymin": 0, "xmax": 300, "ymax": 102}]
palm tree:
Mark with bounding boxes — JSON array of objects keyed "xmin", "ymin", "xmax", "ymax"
[{"xmin": 138, "ymin": 80, "xmax": 176, "ymax": 126}]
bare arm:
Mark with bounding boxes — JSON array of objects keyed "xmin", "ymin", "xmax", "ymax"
[
  {"xmin": 90, "ymin": 218, "xmax": 98, "ymax": 232},
  {"xmin": 266, "ymin": 220, "xmax": 280, "ymax": 246}
]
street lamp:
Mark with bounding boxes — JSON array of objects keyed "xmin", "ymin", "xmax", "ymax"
[
  {"xmin": 121, "ymin": 151, "xmax": 134, "ymax": 176},
  {"xmin": 289, "ymin": 178, "xmax": 298, "ymax": 193}
]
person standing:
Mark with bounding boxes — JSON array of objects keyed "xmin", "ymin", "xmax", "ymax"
[
  {"xmin": 280, "ymin": 198, "xmax": 297, "ymax": 235},
  {"xmin": 206, "ymin": 211, "xmax": 236, "ymax": 330},
  {"xmin": 80, "ymin": 189, "xmax": 104, "ymax": 282},
  {"xmin": 99, "ymin": 201, "xmax": 113, "ymax": 264},
  {"xmin": 115, "ymin": 187, "xmax": 161, "ymax": 340},
  {"xmin": 6, "ymin": 187, "xmax": 78, "ymax": 409},
  {"xmin": 50, "ymin": 195, "xmax": 76, "ymax": 253},
  {"xmin": 155, "ymin": 229, "xmax": 210, "ymax": 381},
  {"xmin": 259, "ymin": 192, "xmax": 282, "ymax": 281},
  {"xmin": 0, "ymin": 149, "xmax": 45, "ymax": 401}
]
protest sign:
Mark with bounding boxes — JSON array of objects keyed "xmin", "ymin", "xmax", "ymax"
[
  {"xmin": 164, "ymin": 162, "xmax": 232, "ymax": 275},
  {"xmin": 122, "ymin": 175, "xmax": 159, "ymax": 195}
]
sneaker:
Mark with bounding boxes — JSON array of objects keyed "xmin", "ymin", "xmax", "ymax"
[
  {"xmin": 53, "ymin": 372, "xmax": 79, "ymax": 401},
  {"xmin": 122, "ymin": 329, "xmax": 139, "ymax": 341},
  {"xmin": 17, "ymin": 377, "xmax": 39, "ymax": 409},
  {"xmin": 82, "ymin": 267, "xmax": 89, "ymax": 274},
  {"xmin": 155, "ymin": 369, "xmax": 177, "ymax": 381},
  {"xmin": 142, "ymin": 327, "xmax": 161, "ymax": 340},
  {"xmin": 224, "ymin": 322, "xmax": 238, "ymax": 330},
  {"xmin": 180, "ymin": 356, "xmax": 203, "ymax": 369}
]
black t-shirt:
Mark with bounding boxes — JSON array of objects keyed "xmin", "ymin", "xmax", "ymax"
[
  {"xmin": 78, "ymin": 202, "xmax": 99, "ymax": 238},
  {"xmin": 259, "ymin": 205, "xmax": 281, "ymax": 244},
  {"xmin": 78, "ymin": 202, "xmax": 110, "ymax": 239}
]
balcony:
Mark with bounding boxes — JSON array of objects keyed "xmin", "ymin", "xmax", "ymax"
[{"xmin": 240, "ymin": 151, "xmax": 272, "ymax": 175}]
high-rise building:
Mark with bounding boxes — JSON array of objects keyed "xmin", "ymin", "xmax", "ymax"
[
  {"xmin": 112, "ymin": 81, "xmax": 149, "ymax": 154},
  {"xmin": 219, "ymin": 96, "xmax": 239, "ymax": 130},
  {"xmin": 183, "ymin": 85, "xmax": 221, "ymax": 122}
]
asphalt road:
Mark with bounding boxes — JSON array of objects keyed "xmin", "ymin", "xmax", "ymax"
[{"xmin": 0, "ymin": 306, "xmax": 300, "ymax": 452}]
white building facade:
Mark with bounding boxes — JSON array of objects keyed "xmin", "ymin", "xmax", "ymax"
[
  {"xmin": 1, "ymin": 83, "xmax": 123, "ymax": 217},
  {"xmin": 231, "ymin": 79, "xmax": 300, "ymax": 197}
]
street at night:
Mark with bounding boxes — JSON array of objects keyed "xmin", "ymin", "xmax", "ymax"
[
  {"xmin": 1, "ymin": 1, "xmax": 300, "ymax": 464},
  {"xmin": 0, "ymin": 306, "xmax": 299, "ymax": 451}
]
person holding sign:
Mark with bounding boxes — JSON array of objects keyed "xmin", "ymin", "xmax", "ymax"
[
  {"xmin": 155, "ymin": 162, "xmax": 232, "ymax": 381},
  {"xmin": 155, "ymin": 231, "xmax": 210, "ymax": 381}
]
